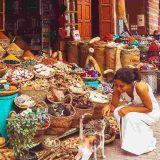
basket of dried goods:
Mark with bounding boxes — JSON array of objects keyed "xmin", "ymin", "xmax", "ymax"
[
  {"xmin": 82, "ymin": 68, "xmax": 101, "ymax": 81},
  {"xmin": 41, "ymin": 57, "xmax": 56, "ymax": 65},
  {"xmin": 47, "ymin": 97, "xmax": 76, "ymax": 135},
  {"xmin": 33, "ymin": 63, "xmax": 55, "ymax": 79},
  {"xmin": 88, "ymin": 90, "xmax": 111, "ymax": 119},
  {"xmin": 24, "ymin": 105, "xmax": 50, "ymax": 144},
  {"xmin": 42, "ymin": 136, "xmax": 61, "ymax": 149},
  {"xmin": 61, "ymin": 136, "xmax": 80, "ymax": 152},
  {"xmin": 70, "ymin": 63, "xmax": 84, "ymax": 74},
  {"xmin": 0, "ymin": 45, "xmax": 6, "ymax": 59},
  {"xmin": 52, "ymin": 61, "xmax": 72, "ymax": 73},
  {"xmin": 20, "ymin": 79, "xmax": 49, "ymax": 102},
  {"xmin": 70, "ymin": 93, "xmax": 94, "ymax": 127},
  {"xmin": 4, "ymin": 68, "xmax": 34, "ymax": 83},
  {"xmin": 0, "ymin": 63, "xmax": 7, "ymax": 76},
  {"xmin": 6, "ymin": 43, "xmax": 24, "ymax": 58},
  {"xmin": 0, "ymin": 78, "xmax": 19, "ymax": 96},
  {"xmin": 21, "ymin": 59, "xmax": 37, "ymax": 71},
  {"xmin": 3, "ymin": 54, "xmax": 20, "ymax": 68},
  {"xmin": 36, "ymin": 146, "xmax": 75, "ymax": 160},
  {"xmin": 47, "ymin": 87, "xmax": 65, "ymax": 103},
  {"xmin": 14, "ymin": 94, "xmax": 36, "ymax": 110},
  {"xmin": 0, "ymin": 32, "xmax": 10, "ymax": 48}
]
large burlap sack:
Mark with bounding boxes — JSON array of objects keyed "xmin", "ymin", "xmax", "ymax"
[
  {"xmin": 105, "ymin": 46, "xmax": 116, "ymax": 70},
  {"xmin": 66, "ymin": 41, "xmax": 79, "ymax": 64},
  {"xmin": 79, "ymin": 40, "xmax": 90, "ymax": 68},
  {"xmin": 121, "ymin": 45, "xmax": 140, "ymax": 67},
  {"xmin": 92, "ymin": 41, "xmax": 106, "ymax": 72}
]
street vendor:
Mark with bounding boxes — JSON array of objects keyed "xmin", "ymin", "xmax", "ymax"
[{"xmin": 102, "ymin": 67, "xmax": 160, "ymax": 155}]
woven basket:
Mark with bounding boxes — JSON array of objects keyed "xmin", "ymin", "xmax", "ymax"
[
  {"xmin": 46, "ymin": 126, "xmax": 69, "ymax": 135},
  {"xmin": 34, "ymin": 71, "xmax": 55, "ymax": 79},
  {"xmin": 42, "ymin": 136, "xmax": 61, "ymax": 149},
  {"xmin": 49, "ymin": 106, "xmax": 75, "ymax": 128},
  {"xmin": 93, "ymin": 41, "xmax": 106, "ymax": 72},
  {"xmin": 20, "ymin": 87, "xmax": 49, "ymax": 102},
  {"xmin": 34, "ymin": 112, "xmax": 50, "ymax": 143},
  {"xmin": 71, "ymin": 105, "xmax": 94, "ymax": 128},
  {"xmin": 105, "ymin": 47, "xmax": 116, "ymax": 70},
  {"xmin": 121, "ymin": 46, "xmax": 140, "ymax": 67},
  {"xmin": 67, "ymin": 41, "xmax": 80, "ymax": 64},
  {"xmin": 79, "ymin": 40, "xmax": 90, "ymax": 68},
  {"xmin": 105, "ymin": 134, "xmax": 116, "ymax": 144},
  {"xmin": 14, "ymin": 97, "xmax": 36, "ymax": 110}
]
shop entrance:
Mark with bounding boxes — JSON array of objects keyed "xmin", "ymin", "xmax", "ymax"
[{"xmin": 91, "ymin": 0, "xmax": 99, "ymax": 37}]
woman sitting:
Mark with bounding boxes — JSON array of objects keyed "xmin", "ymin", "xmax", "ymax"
[{"xmin": 103, "ymin": 68, "xmax": 160, "ymax": 155}]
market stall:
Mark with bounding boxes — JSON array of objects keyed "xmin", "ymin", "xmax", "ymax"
[{"xmin": 0, "ymin": 31, "xmax": 159, "ymax": 160}]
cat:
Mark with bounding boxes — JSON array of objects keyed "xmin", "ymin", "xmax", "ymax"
[{"xmin": 75, "ymin": 114, "xmax": 106, "ymax": 160}]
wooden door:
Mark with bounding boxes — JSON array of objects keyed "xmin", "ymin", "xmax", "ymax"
[
  {"xmin": 77, "ymin": 0, "xmax": 91, "ymax": 39},
  {"xmin": 99, "ymin": 0, "xmax": 114, "ymax": 39},
  {"xmin": 0, "ymin": 0, "xmax": 5, "ymax": 31}
]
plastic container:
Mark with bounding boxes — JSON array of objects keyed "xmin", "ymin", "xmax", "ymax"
[
  {"xmin": 0, "ymin": 93, "xmax": 18, "ymax": 139},
  {"xmin": 84, "ymin": 80, "xmax": 99, "ymax": 88}
]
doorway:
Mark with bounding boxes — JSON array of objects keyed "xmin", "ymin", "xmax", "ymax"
[{"xmin": 91, "ymin": 0, "xmax": 99, "ymax": 37}]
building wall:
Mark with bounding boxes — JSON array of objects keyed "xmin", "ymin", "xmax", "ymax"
[{"xmin": 146, "ymin": 0, "xmax": 159, "ymax": 34}]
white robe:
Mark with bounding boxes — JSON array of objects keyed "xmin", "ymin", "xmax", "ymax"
[{"xmin": 114, "ymin": 83, "xmax": 160, "ymax": 155}]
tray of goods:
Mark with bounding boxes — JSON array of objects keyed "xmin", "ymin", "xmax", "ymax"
[
  {"xmin": 69, "ymin": 84, "xmax": 84, "ymax": 94},
  {"xmin": 14, "ymin": 94, "xmax": 36, "ymax": 109},
  {"xmin": 33, "ymin": 64, "xmax": 55, "ymax": 78},
  {"xmin": 36, "ymin": 147, "xmax": 75, "ymax": 160},
  {"xmin": 3, "ymin": 54, "xmax": 20, "ymax": 67},
  {"xmin": 0, "ymin": 78, "xmax": 19, "ymax": 96},
  {"xmin": 41, "ymin": 57, "xmax": 56, "ymax": 65},
  {"xmin": 70, "ymin": 63, "xmax": 84, "ymax": 74},
  {"xmin": 88, "ymin": 90, "xmax": 110, "ymax": 104},
  {"xmin": 82, "ymin": 67, "xmax": 100, "ymax": 81},
  {"xmin": 61, "ymin": 136, "xmax": 80, "ymax": 151},
  {"xmin": 22, "ymin": 107, "xmax": 50, "ymax": 131},
  {"xmin": 53, "ymin": 61, "xmax": 72, "ymax": 73},
  {"xmin": 20, "ymin": 79, "xmax": 49, "ymax": 102},
  {"xmin": 47, "ymin": 88, "xmax": 65, "ymax": 103},
  {"xmin": 139, "ymin": 63, "xmax": 158, "ymax": 73},
  {"xmin": 6, "ymin": 43, "xmax": 24, "ymax": 57},
  {"xmin": 42, "ymin": 135, "xmax": 61, "ymax": 149},
  {"xmin": 21, "ymin": 59, "xmax": 37, "ymax": 70},
  {"xmin": 0, "ymin": 149, "xmax": 15, "ymax": 160},
  {"xmin": 4, "ymin": 68, "xmax": 34, "ymax": 82}
]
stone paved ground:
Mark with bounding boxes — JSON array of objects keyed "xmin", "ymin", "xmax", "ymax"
[{"xmin": 104, "ymin": 95, "xmax": 160, "ymax": 160}]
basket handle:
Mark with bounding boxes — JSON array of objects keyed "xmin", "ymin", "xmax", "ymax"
[
  {"xmin": 36, "ymin": 101, "xmax": 48, "ymax": 112},
  {"xmin": 63, "ymin": 94, "xmax": 73, "ymax": 106}
]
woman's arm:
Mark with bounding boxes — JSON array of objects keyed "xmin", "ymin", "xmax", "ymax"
[
  {"xmin": 119, "ymin": 82, "xmax": 153, "ymax": 117},
  {"xmin": 110, "ymin": 86, "xmax": 121, "ymax": 111}
]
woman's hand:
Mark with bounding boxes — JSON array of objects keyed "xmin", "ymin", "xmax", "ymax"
[
  {"xmin": 118, "ymin": 107, "xmax": 130, "ymax": 117},
  {"xmin": 102, "ymin": 105, "xmax": 111, "ymax": 116}
]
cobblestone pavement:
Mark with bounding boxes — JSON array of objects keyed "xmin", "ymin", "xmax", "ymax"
[{"xmin": 104, "ymin": 95, "xmax": 160, "ymax": 160}]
